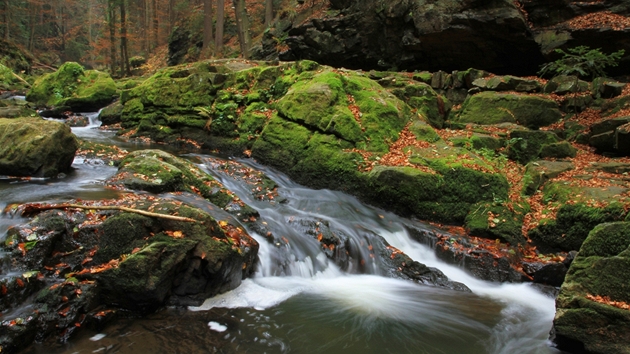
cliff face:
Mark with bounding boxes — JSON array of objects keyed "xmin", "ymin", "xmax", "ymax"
[{"xmin": 262, "ymin": 0, "xmax": 630, "ymax": 76}]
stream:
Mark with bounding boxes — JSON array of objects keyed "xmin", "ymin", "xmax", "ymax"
[{"xmin": 1, "ymin": 111, "xmax": 562, "ymax": 354}]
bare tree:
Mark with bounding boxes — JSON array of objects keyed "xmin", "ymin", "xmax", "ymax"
[
  {"xmin": 265, "ymin": 0, "xmax": 273, "ymax": 27},
  {"xmin": 214, "ymin": 0, "xmax": 224, "ymax": 56},
  {"xmin": 203, "ymin": 0, "xmax": 213, "ymax": 51},
  {"xmin": 232, "ymin": 0, "xmax": 251, "ymax": 58}
]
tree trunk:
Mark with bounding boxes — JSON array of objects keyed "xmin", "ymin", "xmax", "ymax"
[
  {"xmin": 108, "ymin": 0, "xmax": 117, "ymax": 73},
  {"xmin": 28, "ymin": 1, "xmax": 38, "ymax": 53},
  {"xmin": 203, "ymin": 0, "xmax": 213, "ymax": 51},
  {"xmin": 232, "ymin": 0, "xmax": 251, "ymax": 59},
  {"xmin": 120, "ymin": 0, "xmax": 131, "ymax": 76},
  {"xmin": 168, "ymin": 0, "xmax": 175, "ymax": 35},
  {"xmin": 265, "ymin": 0, "xmax": 273, "ymax": 28},
  {"xmin": 3, "ymin": 0, "xmax": 8, "ymax": 41},
  {"xmin": 214, "ymin": 0, "xmax": 224, "ymax": 56},
  {"xmin": 152, "ymin": 0, "xmax": 158, "ymax": 50}
]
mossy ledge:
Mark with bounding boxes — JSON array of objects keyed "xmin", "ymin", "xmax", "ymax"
[{"xmin": 117, "ymin": 59, "xmax": 506, "ymax": 224}]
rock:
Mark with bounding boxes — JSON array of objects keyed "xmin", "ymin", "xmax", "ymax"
[
  {"xmin": 98, "ymin": 100, "xmax": 123, "ymax": 126},
  {"xmin": 615, "ymin": 122, "xmax": 630, "ymax": 155},
  {"xmin": 532, "ymin": 262, "xmax": 568, "ymax": 287},
  {"xmin": 65, "ymin": 115, "xmax": 90, "ymax": 127},
  {"xmin": 0, "ymin": 117, "xmax": 78, "ymax": 177},
  {"xmin": 590, "ymin": 116, "xmax": 630, "ymax": 136},
  {"xmin": 0, "ymin": 196, "xmax": 259, "ymax": 352},
  {"xmin": 522, "ymin": 160, "xmax": 574, "ymax": 195},
  {"xmin": 589, "ymin": 130, "xmax": 616, "ymax": 153},
  {"xmin": 529, "ymin": 203, "xmax": 627, "ymax": 253},
  {"xmin": 110, "ymin": 150, "xmax": 253, "ymax": 216},
  {"xmin": 591, "ymin": 77, "xmax": 625, "ymax": 99},
  {"xmin": 450, "ymin": 133, "xmax": 504, "ymax": 151},
  {"xmin": 0, "ymin": 105, "xmax": 37, "ymax": 118},
  {"xmin": 587, "ymin": 162, "xmax": 630, "ymax": 174},
  {"xmin": 542, "ymin": 75, "xmax": 589, "ymax": 95},
  {"xmin": 507, "ymin": 130, "xmax": 576, "ymax": 164},
  {"xmin": 276, "ymin": 0, "xmax": 545, "ymax": 75},
  {"xmin": 472, "ymin": 76, "xmax": 541, "ymax": 93},
  {"xmin": 452, "ymin": 92, "xmax": 562, "ymax": 129},
  {"xmin": 407, "ymin": 225, "xmax": 524, "ymax": 283},
  {"xmin": 119, "ymin": 59, "xmax": 517, "ymax": 226},
  {"xmin": 26, "ymin": 62, "xmax": 116, "ymax": 111},
  {"xmin": 553, "ymin": 222, "xmax": 630, "ymax": 354},
  {"xmin": 464, "ymin": 202, "xmax": 527, "ymax": 246}
]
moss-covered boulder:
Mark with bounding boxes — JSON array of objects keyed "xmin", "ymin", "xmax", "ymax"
[
  {"xmin": 4, "ymin": 197, "xmax": 258, "ymax": 315},
  {"xmin": 0, "ymin": 63, "xmax": 30, "ymax": 91},
  {"xmin": 111, "ymin": 149, "xmax": 245, "ymax": 212},
  {"xmin": 117, "ymin": 60, "xmax": 511, "ymax": 224},
  {"xmin": 553, "ymin": 222, "xmax": 630, "ymax": 354},
  {"xmin": 0, "ymin": 117, "xmax": 78, "ymax": 177},
  {"xmin": 98, "ymin": 100, "xmax": 123, "ymax": 125},
  {"xmin": 0, "ymin": 97, "xmax": 38, "ymax": 118},
  {"xmin": 521, "ymin": 160, "xmax": 574, "ymax": 195},
  {"xmin": 471, "ymin": 75, "xmax": 541, "ymax": 93},
  {"xmin": 451, "ymin": 92, "xmax": 562, "ymax": 129},
  {"xmin": 275, "ymin": 70, "xmax": 410, "ymax": 152},
  {"xmin": 507, "ymin": 130, "xmax": 576, "ymax": 164},
  {"xmin": 26, "ymin": 62, "xmax": 116, "ymax": 111},
  {"xmin": 542, "ymin": 75, "xmax": 589, "ymax": 95},
  {"xmin": 464, "ymin": 202, "xmax": 527, "ymax": 246},
  {"xmin": 529, "ymin": 203, "xmax": 627, "ymax": 253}
]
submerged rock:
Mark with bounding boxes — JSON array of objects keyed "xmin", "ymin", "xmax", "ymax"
[
  {"xmin": 553, "ymin": 222, "xmax": 630, "ymax": 354},
  {"xmin": 0, "ymin": 117, "xmax": 78, "ymax": 177}
]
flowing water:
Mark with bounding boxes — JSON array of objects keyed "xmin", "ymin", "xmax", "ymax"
[{"xmin": 1, "ymin": 112, "xmax": 562, "ymax": 354}]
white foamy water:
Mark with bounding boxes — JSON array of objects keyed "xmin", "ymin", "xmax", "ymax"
[{"xmin": 188, "ymin": 159, "xmax": 560, "ymax": 354}]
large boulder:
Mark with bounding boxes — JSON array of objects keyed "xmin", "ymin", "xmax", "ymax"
[
  {"xmin": 451, "ymin": 92, "xmax": 562, "ymax": 129},
  {"xmin": 553, "ymin": 222, "xmax": 630, "ymax": 354},
  {"xmin": 0, "ymin": 117, "xmax": 78, "ymax": 177},
  {"xmin": 26, "ymin": 62, "xmax": 116, "ymax": 111},
  {"xmin": 529, "ymin": 203, "xmax": 628, "ymax": 253},
  {"xmin": 276, "ymin": 0, "xmax": 545, "ymax": 75},
  {"xmin": 119, "ymin": 60, "xmax": 510, "ymax": 225},
  {"xmin": 0, "ymin": 196, "xmax": 258, "ymax": 352}
]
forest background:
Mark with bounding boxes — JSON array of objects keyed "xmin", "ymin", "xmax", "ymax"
[{"xmin": 0, "ymin": 0, "xmax": 312, "ymax": 75}]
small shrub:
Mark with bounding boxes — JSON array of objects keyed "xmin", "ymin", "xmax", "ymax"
[{"xmin": 538, "ymin": 46, "xmax": 625, "ymax": 79}]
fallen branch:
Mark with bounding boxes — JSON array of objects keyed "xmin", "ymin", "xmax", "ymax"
[
  {"xmin": 10, "ymin": 71, "xmax": 31, "ymax": 87},
  {"xmin": 19, "ymin": 203, "xmax": 200, "ymax": 223},
  {"xmin": 32, "ymin": 61, "xmax": 58, "ymax": 71}
]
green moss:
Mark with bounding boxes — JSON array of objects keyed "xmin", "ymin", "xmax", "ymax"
[
  {"xmin": 345, "ymin": 74, "xmax": 410, "ymax": 151},
  {"xmin": 296, "ymin": 60, "xmax": 320, "ymax": 72},
  {"xmin": 529, "ymin": 203, "xmax": 627, "ymax": 252},
  {"xmin": 391, "ymin": 81, "xmax": 446, "ymax": 128},
  {"xmin": 117, "ymin": 150, "xmax": 235, "ymax": 208},
  {"xmin": 251, "ymin": 114, "xmax": 312, "ymax": 171},
  {"xmin": 452, "ymin": 92, "xmax": 562, "ymax": 129},
  {"xmin": 507, "ymin": 130, "xmax": 575, "ymax": 164},
  {"xmin": 26, "ymin": 62, "xmax": 116, "ymax": 110},
  {"xmin": 238, "ymin": 102, "xmax": 269, "ymax": 136},
  {"xmin": 465, "ymin": 202, "xmax": 526, "ymax": 245},
  {"xmin": 409, "ymin": 120, "xmax": 441, "ymax": 143},
  {"xmin": 292, "ymin": 132, "xmax": 362, "ymax": 189},
  {"xmin": 553, "ymin": 222, "xmax": 630, "ymax": 353},
  {"xmin": 276, "ymin": 71, "xmax": 360, "ymax": 142}
]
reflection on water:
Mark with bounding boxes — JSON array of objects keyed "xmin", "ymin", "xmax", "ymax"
[{"xmin": 5, "ymin": 118, "xmax": 561, "ymax": 354}]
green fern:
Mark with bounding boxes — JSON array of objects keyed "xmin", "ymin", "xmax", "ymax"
[
  {"xmin": 538, "ymin": 46, "xmax": 625, "ymax": 79},
  {"xmin": 195, "ymin": 107, "xmax": 213, "ymax": 131}
]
